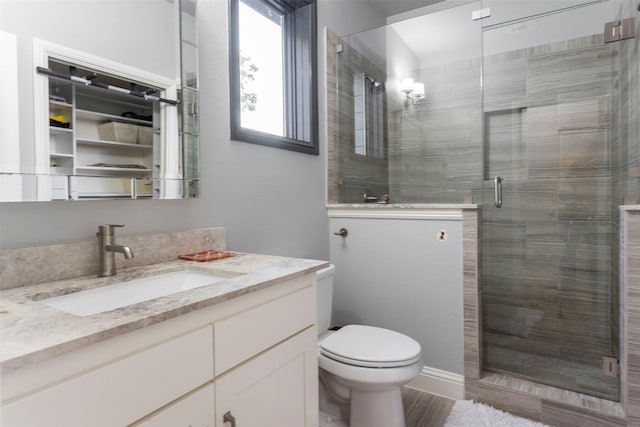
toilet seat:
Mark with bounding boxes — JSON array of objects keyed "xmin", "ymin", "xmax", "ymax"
[{"xmin": 319, "ymin": 325, "xmax": 421, "ymax": 368}]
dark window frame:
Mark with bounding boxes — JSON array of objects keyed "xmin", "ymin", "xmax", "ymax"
[{"xmin": 229, "ymin": 0, "xmax": 319, "ymax": 155}]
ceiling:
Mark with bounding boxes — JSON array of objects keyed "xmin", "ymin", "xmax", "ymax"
[
  {"xmin": 367, "ymin": 0, "xmax": 442, "ymax": 18},
  {"xmin": 389, "ymin": 1, "xmax": 480, "ymax": 65}
]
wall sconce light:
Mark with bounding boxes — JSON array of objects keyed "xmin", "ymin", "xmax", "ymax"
[{"xmin": 400, "ymin": 77, "xmax": 424, "ymax": 104}]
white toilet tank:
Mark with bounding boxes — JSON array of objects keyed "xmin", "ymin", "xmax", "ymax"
[{"xmin": 317, "ymin": 264, "xmax": 335, "ymax": 334}]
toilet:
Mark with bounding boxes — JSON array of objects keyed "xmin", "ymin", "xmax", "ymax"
[{"xmin": 316, "ymin": 265, "xmax": 422, "ymax": 427}]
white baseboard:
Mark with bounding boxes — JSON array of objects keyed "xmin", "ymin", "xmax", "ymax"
[{"xmin": 405, "ymin": 366, "xmax": 465, "ymax": 400}]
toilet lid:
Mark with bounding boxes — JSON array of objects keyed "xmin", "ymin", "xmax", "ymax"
[{"xmin": 319, "ymin": 325, "xmax": 422, "ymax": 368}]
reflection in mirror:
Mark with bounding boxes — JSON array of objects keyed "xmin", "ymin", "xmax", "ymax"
[{"xmin": 0, "ymin": 0, "xmax": 199, "ymax": 201}]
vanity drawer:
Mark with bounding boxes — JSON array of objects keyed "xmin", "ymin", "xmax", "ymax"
[
  {"xmin": 132, "ymin": 383, "xmax": 215, "ymax": 427},
  {"xmin": 1, "ymin": 326, "xmax": 213, "ymax": 427},
  {"xmin": 214, "ymin": 279, "xmax": 316, "ymax": 375}
]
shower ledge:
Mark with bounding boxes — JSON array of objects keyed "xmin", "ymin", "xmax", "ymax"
[
  {"xmin": 326, "ymin": 203, "xmax": 478, "ymax": 209},
  {"xmin": 621, "ymin": 205, "xmax": 640, "ymax": 211},
  {"xmin": 480, "ymin": 373, "xmax": 625, "ymax": 419}
]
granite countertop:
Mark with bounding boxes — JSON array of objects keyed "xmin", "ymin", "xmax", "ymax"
[
  {"xmin": 326, "ymin": 203, "xmax": 478, "ymax": 209},
  {"xmin": 0, "ymin": 253, "xmax": 328, "ymax": 373}
]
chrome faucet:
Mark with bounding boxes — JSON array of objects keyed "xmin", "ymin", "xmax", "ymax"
[{"xmin": 97, "ymin": 224, "xmax": 134, "ymax": 277}]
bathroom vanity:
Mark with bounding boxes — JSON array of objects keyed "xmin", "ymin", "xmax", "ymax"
[{"xmin": 0, "ymin": 238, "xmax": 326, "ymax": 427}]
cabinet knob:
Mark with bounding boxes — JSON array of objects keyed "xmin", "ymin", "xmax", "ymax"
[{"xmin": 223, "ymin": 411, "xmax": 236, "ymax": 427}]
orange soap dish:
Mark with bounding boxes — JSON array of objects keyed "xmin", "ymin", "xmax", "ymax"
[{"xmin": 179, "ymin": 250, "xmax": 236, "ymax": 262}]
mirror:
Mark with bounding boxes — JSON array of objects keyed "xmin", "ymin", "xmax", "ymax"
[{"xmin": 0, "ymin": 0, "xmax": 198, "ymax": 201}]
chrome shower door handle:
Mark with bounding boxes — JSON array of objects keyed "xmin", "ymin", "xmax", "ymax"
[{"xmin": 494, "ymin": 176, "xmax": 503, "ymax": 208}]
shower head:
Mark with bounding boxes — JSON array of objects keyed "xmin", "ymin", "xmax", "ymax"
[{"xmin": 365, "ymin": 75, "xmax": 384, "ymax": 87}]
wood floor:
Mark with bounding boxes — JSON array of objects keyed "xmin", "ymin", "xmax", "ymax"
[{"xmin": 402, "ymin": 387, "xmax": 457, "ymax": 427}]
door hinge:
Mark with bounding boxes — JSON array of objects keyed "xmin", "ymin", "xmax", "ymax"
[
  {"xmin": 472, "ymin": 7, "xmax": 491, "ymax": 21},
  {"xmin": 603, "ymin": 356, "xmax": 620, "ymax": 377},
  {"xmin": 604, "ymin": 17, "xmax": 637, "ymax": 43}
]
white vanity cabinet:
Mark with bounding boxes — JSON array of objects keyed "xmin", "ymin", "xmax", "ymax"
[
  {"xmin": 213, "ymin": 277, "xmax": 318, "ymax": 427},
  {"xmin": 0, "ymin": 273, "xmax": 318, "ymax": 427},
  {"xmin": 215, "ymin": 328, "xmax": 317, "ymax": 427},
  {"xmin": 1, "ymin": 326, "xmax": 214, "ymax": 427},
  {"xmin": 133, "ymin": 384, "xmax": 216, "ymax": 427}
]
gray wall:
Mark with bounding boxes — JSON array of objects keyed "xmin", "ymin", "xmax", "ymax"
[
  {"xmin": 0, "ymin": 1, "xmax": 386, "ymax": 259},
  {"xmin": 329, "ymin": 215, "xmax": 464, "ymax": 375}
]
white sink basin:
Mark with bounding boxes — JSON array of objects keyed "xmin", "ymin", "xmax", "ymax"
[{"xmin": 40, "ymin": 270, "xmax": 229, "ymax": 316}]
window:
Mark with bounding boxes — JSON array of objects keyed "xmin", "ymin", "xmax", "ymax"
[{"xmin": 229, "ymin": 0, "xmax": 318, "ymax": 155}]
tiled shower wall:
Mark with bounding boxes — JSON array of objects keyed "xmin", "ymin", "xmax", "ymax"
[
  {"xmin": 612, "ymin": 0, "xmax": 640, "ymax": 378},
  {"xmin": 464, "ymin": 207, "xmax": 633, "ymax": 426},
  {"xmin": 479, "ymin": 34, "xmax": 618, "ymax": 399},
  {"xmin": 327, "ymin": 31, "xmax": 388, "ymax": 204},
  {"xmin": 614, "ymin": 1, "xmax": 640, "ymax": 203},
  {"xmin": 388, "ymin": 59, "xmax": 483, "ymax": 203},
  {"xmin": 462, "ymin": 1, "xmax": 639, "ymax": 423}
]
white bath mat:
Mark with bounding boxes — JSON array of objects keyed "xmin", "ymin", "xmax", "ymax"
[{"xmin": 445, "ymin": 400, "xmax": 551, "ymax": 427}]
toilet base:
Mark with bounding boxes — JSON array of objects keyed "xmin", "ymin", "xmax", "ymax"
[{"xmin": 350, "ymin": 387, "xmax": 405, "ymax": 427}]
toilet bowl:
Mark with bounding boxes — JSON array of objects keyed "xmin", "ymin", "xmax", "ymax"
[{"xmin": 317, "ymin": 266, "xmax": 422, "ymax": 427}]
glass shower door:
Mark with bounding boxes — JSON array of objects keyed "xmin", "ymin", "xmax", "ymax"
[{"xmin": 480, "ymin": 0, "xmax": 620, "ymax": 399}]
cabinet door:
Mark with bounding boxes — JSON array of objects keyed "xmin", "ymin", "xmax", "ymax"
[
  {"xmin": 132, "ymin": 383, "xmax": 215, "ymax": 427},
  {"xmin": 215, "ymin": 327, "xmax": 318, "ymax": 427}
]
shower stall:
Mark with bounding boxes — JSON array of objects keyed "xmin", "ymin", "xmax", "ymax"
[{"xmin": 329, "ymin": 0, "xmax": 639, "ymax": 404}]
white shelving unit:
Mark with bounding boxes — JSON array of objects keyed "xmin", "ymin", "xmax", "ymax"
[
  {"xmin": 46, "ymin": 67, "xmax": 158, "ymax": 200},
  {"xmin": 48, "ymin": 83, "xmax": 74, "ymax": 178}
]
